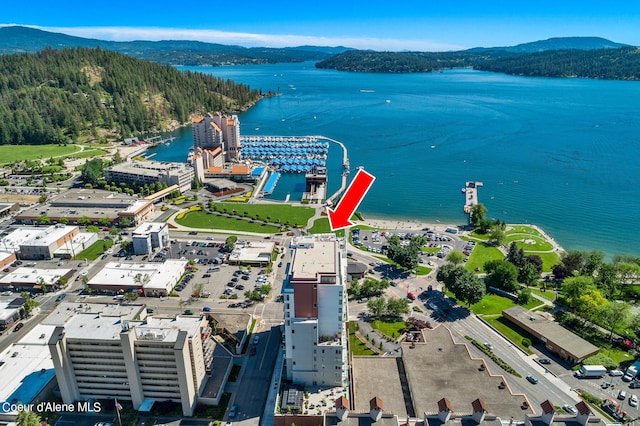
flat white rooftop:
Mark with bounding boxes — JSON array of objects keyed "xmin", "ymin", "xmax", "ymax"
[
  {"xmin": 0, "ymin": 267, "xmax": 72, "ymax": 286},
  {"xmin": 42, "ymin": 302, "xmax": 146, "ymax": 326},
  {"xmin": 121, "ymin": 199, "xmax": 152, "ymax": 214},
  {"xmin": 53, "ymin": 232, "xmax": 98, "ymax": 257},
  {"xmin": 63, "ymin": 312, "xmax": 202, "ymax": 342},
  {"xmin": 291, "ymin": 239, "xmax": 337, "ymax": 280},
  {"xmin": 1, "ymin": 227, "xmax": 42, "ymax": 251},
  {"xmin": 133, "ymin": 222, "xmax": 167, "ymax": 236},
  {"xmin": 21, "ymin": 225, "xmax": 77, "ymax": 247},
  {"xmin": 88, "ymin": 260, "xmax": 187, "ymax": 289},
  {"xmin": 229, "ymin": 242, "xmax": 275, "ymax": 263},
  {"xmin": 0, "ymin": 324, "xmax": 56, "ymax": 411}
]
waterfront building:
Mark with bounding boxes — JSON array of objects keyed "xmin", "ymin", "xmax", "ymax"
[
  {"xmin": 191, "ymin": 146, "xmax": 224, "ymax": 182},
  {"xmin": 283, "ymin": 234, "xmax": 349, "ymax": 387},
  {"xmin": 48, "ymin": 313, "xmax": 215, "ymax": 416},
  {"xmin": 105, "ymin": 160, "xmax": 195, "ymax": 193},
  {"xmin": 132, "ymin": 222, "xmax": 170, "ymax": 255},
  {"xmin": 228, "ymin": 241, "xmax": 275, "ymax": 266},
  {"xmin": 192, "ymin": 113, "xmax": 241, "ymax": 162},
  {"xmin": 14, "ymin": 188, "xmax": 156, "ymax": 227}
]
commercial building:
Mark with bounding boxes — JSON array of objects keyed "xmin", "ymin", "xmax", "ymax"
[
  {"xmin": 503, "ymin": 306, "xmax": 599, "ymax": 363},
  {"xmin": 283, "ymin": 234, "xmax": 349, "ymax": 387},
  {"xmin": 192, "ymin": 112, "xmax": 241, "ymax": 162},
  {"xmin": 0, "ymin": 324, "xmax": 58, "ymax": 421},
  {"xmin": 14, "ymin": 188, "xmax": 156, "ymax": 227},
  {"xmin": 0, "ymin": 225, "xmax": 96, "ymax": 260},
  {"xmin": 48, "ymin": 313, "xmax": 215, "ymax": 416},
  {"xmin": 105, "ymin": 160, "xmax": 195, "ymax": 193},
  {"xmin": 0, "ymin": 267, "xmax": 74, "ymax": 292},
  {"xmin": 87, "ymin": 260, "xmax": 187, "ymax": 296},
  {"xmin": 228, "ymin": 241, "xmax": 275, "ymax": 266},
  {"xmin": 191, "ymin": 146, "xmax": 224, "ymax": 182},
  {"xmin": 0, "ymin": 299, "xmax": 22, "ymax": 330},
  {"xmin": 132, "ymin": 222, "xmax": 170, "ymax": 255}
]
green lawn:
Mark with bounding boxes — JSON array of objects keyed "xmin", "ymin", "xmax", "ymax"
[
  {"xmin": 67, "ymin": 149, "xmax": 108, "ymax": 159},
  {"xmin": 213, "ymin": 203, "xmax": 314, "ymax": 227},
  {"xmin": 471, "ymin": 293, "xmax": 542, "ymax": 316},
  {"xmin": 505, "ymin": 225, "xmax": 544, "ymax": 238},
  {"xmin": 0, "ymin": 144, "xmax": 81, "ymax": 164},
  {"xmin": 176, "ymin": 211, "xmax": 280, "ymax": 233},
  {"xmin": 530, "ymin": 287, "xmax": 557, "ymax": 302},
  {"xmin": 420, "ymin": 246, "xmax": 441, "ymax": 254},
  {"xmin": 370, "ymin": 320, "xmax": 407, "ymax": 339},
  {"xmin": 467, "ymin": 231, "xmax": 490, "ymax": 241},
  {"xmin": 484, "ymin": 315, "xmax": 533, "ymax": 354},
  {"xmin": 530, "ymin": 251, "xmax": 561, "ymax": 272},
  {"xmin": 348, "ymin": 322, "xmax": 376, "ymax": 356},
  {"xmin": 74, "ymin": 239, "xmax": 114, "ymax": 260},
  {"xmin": 600, "ymin": 346, "xmax": 635, "ymax": 367},
  {"xmin": 464, "ymin": 242, "xmax": 503, "ymax": 273},
  {"xmin": 308, "ymin": 217, "xmax": 331, "ymax": 234},
  {"xmin": 370, "ymin": 255, "xmax": 430, "ymax": 275},
  {"xmin": 504, "ymin": 234, "xmax": 553, "ymax": 251}
]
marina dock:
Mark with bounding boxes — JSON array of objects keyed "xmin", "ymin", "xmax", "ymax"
[{"xmin": 462, "ymin": 181, "xmax": 483, "ymax": 214}]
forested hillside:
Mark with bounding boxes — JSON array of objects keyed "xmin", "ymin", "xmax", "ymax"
[
  {"xmin": 316, "ymin": 45, "xmax": 640, "ymax": 81},
  {"xmin": 0, "ymin": 47, "xmax": 265, "ymax": 145},
  {"xmin": 474, "ymin": 47, "xmax": 640, "ymax": 79}
]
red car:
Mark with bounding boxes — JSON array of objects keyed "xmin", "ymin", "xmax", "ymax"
[
  {"xmin": 407, "ymin": 292, "xmax": 416, "ymax": 300},
  {"xmin": 13, "ymin": 322, "xmax": 24, "ymax": 332},
  {"xmin": 3, "ymin": 268, "xmax": 9, "ymax": 273}
]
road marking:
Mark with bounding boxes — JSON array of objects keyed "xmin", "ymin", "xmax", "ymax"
[{"xmin": 259, "ymin": 330, "xmax": 272, "ymax": 371}]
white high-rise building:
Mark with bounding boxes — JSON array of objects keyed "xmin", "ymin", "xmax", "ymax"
[
  {"xmin": 283, "ymin": 235, "xmax": 349, "ymax": 387},
  {"xmin": 48, "ymin": 314, "xmax": 215, "ymax": 416}
]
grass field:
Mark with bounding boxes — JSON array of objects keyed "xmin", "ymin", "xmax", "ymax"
[
  {"xmin": 67, "ymin": 149, "xmax": 108, "ymax": 159},
  {"xmin": 176, "ymin": 211, "xmax": 280, "ymax": 233},
  {"xmin": 308, "ymin": 217, "xmax": 331, "ymax": 234},
  {"xmin": 484, "ymin": 315, "xmax": 533, "ymax": 354},
  {"xmin": 464, "ymin": 242, "xmax": 503, "ymax": 273},
  {"xmin": 471, "ymin": 293, "xmax": 543, "ymax": 316},
  {"xmin": 74, "ymin": 239, "xmax": 114, "ymax": 260},
  {"xmin": 530, "ymin": 251, "xmax": 561, "ymax": 272},
  {"xmin": 214, "ymin": 203, "xmax": 314, "ymax": 227},
  {"xmin": 348, "ymin": 322, "xmax": 376, "ymax": 356},
  {"xmin": 504, "ymin": 234, "xmax": 554, "ymax": 251},
  {"xmin": 506, "ymin": 225, "xmax": 544, "ymax": 237},
  {"xmin": 0, "ymin": 144, "xmax": 81, "ymax": 164},
  {"xmin": 530, "ymin": 287, "xmax": 557, "ymax": 302},
  {"xmin": 370, "ymin": 320, "xmax": 407, "ymax": 339}
]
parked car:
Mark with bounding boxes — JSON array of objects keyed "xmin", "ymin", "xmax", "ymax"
[
  {"xmin": 202, "ymin": 307, "xmax": 211, "ymax": 312},
  {"xmin": 562, "ymin": 405, "xmax": 577, "ymax": 414},
  {"xmin": 13, "ymin": 322, "xmax": 24, "ymax": 332},
  {"xmin": 610, "ymin": 370, "xmax": 624, "ymax": 377},
  {"xmin": 184, "ymin": 309, "xmax": 194, "ymax": 315},
  {"xmin": 228, "ymin": 405, "xmax": 237, "ymax": 418},
  {"xmin": 253, "ymin": 335, "xmax": 260, "ymax": 344},
  {"xmin": 630, "ymin": 394, "xmax": 638, "ymax": 407},
  {"xmin": 526, "ymin": 375, "xmax": 538, "ymax": 384},
  {"xmin": 630, "ymin": 381, "xmax": 640, "ymax": 389},
  {"xmin": 538, "ymin": 358, "xmax": 551, "ymax": 365},
  {"xmin": 618, "ymin": 390, "xmax": 628, "ymax": 400}
]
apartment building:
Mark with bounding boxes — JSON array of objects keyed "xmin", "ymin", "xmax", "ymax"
[
  {"xmin": 48, "ymin": 314, "xmax": 215, "ymax": 416},
  {"xmin": 283, "ymin": 235, "xmax": 349, "ymax": 387}
]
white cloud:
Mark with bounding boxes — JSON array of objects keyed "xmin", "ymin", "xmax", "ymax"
[{"xmin": 2, "ymin": 24, "xmax": 465, "ymax": 51}]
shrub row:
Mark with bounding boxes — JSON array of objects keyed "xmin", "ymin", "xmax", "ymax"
[{"xmin": 466, "ymin": 336, "xmax": 522, "ymax": 377}]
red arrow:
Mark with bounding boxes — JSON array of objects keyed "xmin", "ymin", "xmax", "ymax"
[{"xmin": 328, "ymin": 168, "xmax": 376, "ymax": 231}]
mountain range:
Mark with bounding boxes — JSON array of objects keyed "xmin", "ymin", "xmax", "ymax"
[
  {"xmin": 0, "ymin": 26, "xmax": 633, "ymax": 66},
  {"xmin": 0, "ymin": 26, "xmax": 349, "ymax": 65}
]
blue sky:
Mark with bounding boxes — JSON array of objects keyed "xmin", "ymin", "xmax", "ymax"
[{"xmin": 2, "ymin": 0, "xmax": 640, "ymax": 50}]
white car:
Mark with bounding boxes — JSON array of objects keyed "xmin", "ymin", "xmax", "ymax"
[
  {"xmin": 630, "ymin": 394, "xmax": 638, "ymax": 407},
  {"xmin": 610, "ymin": 370, "xmax": 624, "ymax": 377}
]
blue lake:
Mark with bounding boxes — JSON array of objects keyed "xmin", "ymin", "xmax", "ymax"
[{"xmin": 150, "ymin": 62, "xmax": 640, "ymax": 257}]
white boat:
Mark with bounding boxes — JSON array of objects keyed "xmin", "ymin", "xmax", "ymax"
[{"xmin": 385, "ymin": 99, "xmax": 391, "ymax": 103}]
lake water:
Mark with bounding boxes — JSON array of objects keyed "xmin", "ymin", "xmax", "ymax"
[{"xmin": 149, "ymin": 62, "xmax": 640, "ymax": 257}]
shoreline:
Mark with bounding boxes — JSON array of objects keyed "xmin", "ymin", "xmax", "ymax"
[{"xmin": 355, "ymin": 215, "xmax": 566, "ymax": 255}]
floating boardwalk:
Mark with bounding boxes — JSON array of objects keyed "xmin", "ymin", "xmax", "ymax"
[{"xmin": 462, "ymin": 181, "xmax": 483, "ymax": 217}]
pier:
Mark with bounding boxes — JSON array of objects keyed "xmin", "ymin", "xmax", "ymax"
[
  {"xmin": 462, "ymin": 181, "xmax": 483, "ymax": 215},
  {"xmin": 322, "ymin": 136, "xmax": 350, "ymax": 204}
]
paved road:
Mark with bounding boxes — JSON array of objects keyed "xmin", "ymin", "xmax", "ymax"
[{"xmin": 227, "ymin": 326, "xmax": 282, "ymax": 426}]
